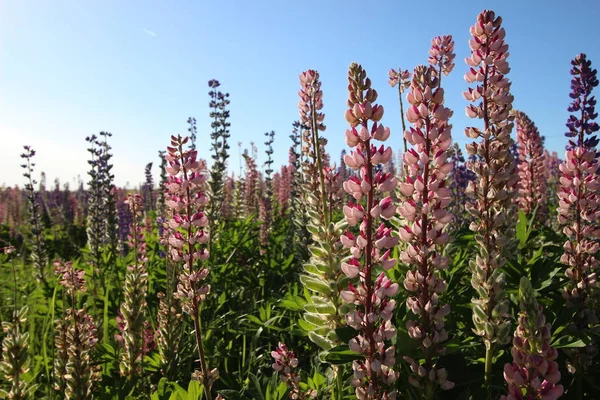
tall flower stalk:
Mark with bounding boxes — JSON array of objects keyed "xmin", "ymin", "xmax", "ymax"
[
  {"xmin": 557, "ymin": 53, "xmax": 600, "ymax": 373},
  {"xmin": 54, "ymin": 260, "xmax": 101, "ymax": 400},
  {"xmin": 116, "ymin": 194, "xmax": 154, "ymax": 380},
  {"xmin": 463, "ymin": 9, "xmax": 516, "ymax": 384},
  {"xmin": 297, "ymin": 70, "xmax": 348, "ymax": 360},
  {"xmin": 340, "ymin": 62, "xmax": 399, "ymax": 400},
  {"xmin": 207, "ymin": 79, "xmax": 231, "ymax": 250},
  {"xmin": 20, "ymin": 145, "xmax": 48, "ymax": 285},
  {"xmin": 388, "ymin": 68, "xmax": 412, "ymax": 156},
  {"xmin": 165, "ymin": 135, "xmax": 216, "ymax": 400},
  {"xmin": 0, "ymin": 246, "xmax": 34, "ymax": 400},
  {"xmin": 514, "ymin": 111, "xmax": 547, "ymax": 218},
  {"xmin": 501, "ymin": 277, "xmax": 563, "ymax": 400},
  {"xmin": 398, "ymin": 65, "xmax": 455, "ymax": 396}
]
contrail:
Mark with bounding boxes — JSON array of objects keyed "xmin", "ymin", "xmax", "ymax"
[{"xmin": 142, "ymin": 29, "xmax": 157, "ymax": 37}]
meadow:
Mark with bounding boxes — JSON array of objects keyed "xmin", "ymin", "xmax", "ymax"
[{"xmin": 0, "ymin": 8, "xmax": 599, "ymax": 400}]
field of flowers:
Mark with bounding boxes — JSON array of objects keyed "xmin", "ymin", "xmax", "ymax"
[{"xmin": 1, "ymin": 8, "xmax": 599, "ymax": 400}]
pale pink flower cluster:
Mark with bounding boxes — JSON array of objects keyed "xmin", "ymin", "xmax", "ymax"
[
  {"xmin": 388, "ymin": 68, "xmax": 412, "ymax": 92},
  {"xmin": 298, "ymin": 70, "xmax": 329, "ymax": 219},
  {"xmin": 271, "ymin": 342, "xmax": 317, "ymax": 399},
  {"xmin": 557, "ymin": 148, "xmax": 600, "ymax": 305},
  {"xmin": 428, "ymin": 35, "xmax": 456, "ymax": 77},
  {"xmin": 515, "ymin": 111, "xmax": 547, "ymax": 215},
  {"xmin": 398, "ymin": 65, "xmax": 454, "ymax": 391},
  {"xmin": 463, "ymin": 9, "xmax": 515, "ymax": 347},
  {"xmin": 501, "ymin": 280, "xmax": 563, "ymax": 400},
  {"xmin": 299, "ymin": 70, "xmax": 325, "ymax": 133},
  {"xmin": 164, "ymin": 135, "xmax": 210, "ymax": 315},
  {"xmin": 340, "ymin": 62, "xmax": 398, "ymax": 400}
]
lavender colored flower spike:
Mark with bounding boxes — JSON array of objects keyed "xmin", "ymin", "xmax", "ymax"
[
  {"xmin": 514, "ymin": 111, "xmax": 547, "ymax": 217},
  {"xmin": 565, "ymin": 53, "xmax": 599, "ymax": 150},
  {"xmin": 341, "ymin": 62, "xmax": 399, "ymax": 400},
  {"xmin": 398, "ymin": 65, "xmax": 455, "ymax": 393}
]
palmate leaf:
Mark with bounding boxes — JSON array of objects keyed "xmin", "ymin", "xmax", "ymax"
[{"xmin": 321, "ymin": 344, "xmax": 362, "ymax": 365}]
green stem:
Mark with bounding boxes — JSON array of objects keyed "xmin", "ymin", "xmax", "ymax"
[{"xmin": 484, "ymin": 342, "xmax": 494, "ymax": 386}]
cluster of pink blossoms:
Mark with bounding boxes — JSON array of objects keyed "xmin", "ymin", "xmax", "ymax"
[
  {"xmin": 298, "ymin": 69, "xmax": 328, "ymax": 216},
  {"xmin": 398, "ymin": 65, "xmax": 454, "ymax": 391},
  {"xmin": 428, "ymin": 35, "xmax": 456, "ymax": 78},
  {"xmin": 340, "ymin": 62, "xmax": 399, "ymax": 400},
  {"xmin": 502, "ymin": 278, "xmax": 563, "ymax": 400},
  {"xmin": 164, "ymin": 135, "xmax": 210, "ymax": 313},
  {"xmin": 515, "ymin": 111, "xmax": 547, "ymax": 216},
  {"xmin": 271, "ymin": 342, "xmax": 316, "ymax": 399},
  {"xmin": 463, "ymin": 9, "xmax": 515, "ymax": 349}
]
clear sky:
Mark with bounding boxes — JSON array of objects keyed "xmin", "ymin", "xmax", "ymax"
[{"xmin": 1, "ymin": 0, "xmax": 599, "ymax": 188}]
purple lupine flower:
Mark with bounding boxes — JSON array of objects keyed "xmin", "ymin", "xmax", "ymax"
[
  {"xmin": 557, "ymin": 54, "xmax": 600, "ymax": 373},
  {"xmin": 565, "ymin": 54, "xmax": 599, "ymax": 150}
]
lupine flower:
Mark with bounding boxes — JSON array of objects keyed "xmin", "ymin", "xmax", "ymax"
[
  {"xmin": 389, "ymin": 68, "xmax": 412, "ymax": 156},
  {"xmin": 501, "ymin": 278, "xmax": 563, "ymax": 400},
  {"xmin": 514, "ymin": 111, "xmax": 547, "ymax": 217},
  {"xmin": 0, "ymin": 306, "xmax": 34, "ymax": 400},
  {"xmin": 296, "ymin": 70, "xmax": 349, "ymax": 358},
  {"xmin": 448, "ymin": 144, "xmax": 476, "ymax": 230},
  {"xmin": 0, "ymin": 247, "xmax": 34, "ymax": 400},
  {"xmin": 165, "ymin": 135, "xmax": 217, "ymax": 399},
  {"xmin": 276, "ymin": 165, "xmax": 293, "ymax": 215},
  {"xmin": 142, "ymin": 162, "xmax": 155, "ymax": 212},
  {"xmin": 207, "ymin": 79, "xmax": 232, "ymax": 245},
  {"xmin": 117, "ymin": 194, "xmax": 155, "ymax": 378},
  {"xmin": 464, "ymin": 9, "xmax": 516, "ymax": 383},
  {"xmin": 398, "ymin": 64, "xmax": 455, "ymax": 392},
  {"xmin": 117, "ymin": 200, "xmax": 133, "ymax": 254},
  {"xmin": 298, "ymin": 70, "xmax": 329, "ymax": 219},
  {"xmin": 20, "ymin": 145, "xmax": 48, "ymax": 285},
  {"xmin": 271, "ymin": 343, "xmax": 317, "ymax": 399},
  {"xmin": 243, "ymin": 145, "xmax": 260, "ymax": 216},
  {"xmin": 565, "ymin": 54, "xmax": 599, "ymax": 150},
  {"xmin": 428, "ymin": 35, "xmax": 456, "ymax": 80},
  {"xmin": 260, "ymin": 131, "xmax": 276, "ymax": 251},
  {"xmin": 557, "ymin": 53, "xmax": 600, "ymax": 373},
  {"xmin": 341, "ymin": 62, "xmax": 399, "ymax": 400},
  {"xmin": 53, "ymin": 260, "xmax": 100, "ymax": 400}
]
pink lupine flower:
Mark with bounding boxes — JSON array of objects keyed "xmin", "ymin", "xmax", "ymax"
[
  {"xmin": 165, "ymin": 135, "xmax": 216, "ymax": 399},
  {"xmin": 298, "ymin": 69, "xmax": 329, "ymax": 221},
  {"xmin": 271, "ymin": 342, "xmax": 317, "ymax": 399},
  {"xmin": 501, "ymin": 278, "xmax": 563, "ymax": 400},
  {"xmin": 464, "ymin": 9, "xmax": 516, "ymax": 384},
  {"xmin": 243, "ymin": 144, "xmax": 260, "ymax": 216},
  {"xmin": 514, "ymin": 111, "xmax": 547, "ymax": 217},
  {"xmin": 389, "ymin": 68, "xmax": 413, "ymax": 157},
  {"xmin": 341, "ymin": 62, "xmax": 399, "ymax": 400},
  {"xmin": 398, "ymin": 65, "xmax": 454, "ymax": 393},
  {"xmin": 428, "ymin": 35, "xmax": 456, "ymax": 80}
]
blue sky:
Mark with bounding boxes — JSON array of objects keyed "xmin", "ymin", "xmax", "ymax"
[{"xmin": 1, "ymin": 0, "xmax": 599, "ymax": 188}]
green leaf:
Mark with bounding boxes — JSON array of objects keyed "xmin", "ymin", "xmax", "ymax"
[
  {"xmin": 551, "ymin": 335, "xmax": 588, "ymax": 348},
  {"xmin": 321, "ymin": 345, "xmax": 362, "ymax": 365},
  {"xmin": 186, "ymin": 380, "xmax": 203, "ymax": 400}
]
